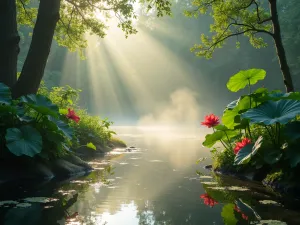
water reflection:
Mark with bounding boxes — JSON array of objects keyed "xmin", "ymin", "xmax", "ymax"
[{"xmin": 0, "ymin": 126, "xmax": 300, "ymax": 224}]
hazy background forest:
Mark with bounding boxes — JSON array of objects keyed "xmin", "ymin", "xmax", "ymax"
[{"xmin": 18, "ymin": 0, "xmax": 300, "ymax": 126}]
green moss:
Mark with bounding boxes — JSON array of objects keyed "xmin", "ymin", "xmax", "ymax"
[
  {"xmin": 109, "ymin": 137, "xmax": 127, "ymax": 148},
  {"xmin": 265, "ymin": 170, "xmax": 283, "ymax": 183}
]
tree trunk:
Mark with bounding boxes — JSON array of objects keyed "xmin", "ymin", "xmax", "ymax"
[
  {"xmin": 12, "ymin": 0, "xmax": 61, "ymax": 98},
  {"xmin": 269, "ymin": 0, "xmax": 294, "ymax": 92},
  {"xmin": 0, "ymin": 0, "xmax": 19, "ymax": 88}
]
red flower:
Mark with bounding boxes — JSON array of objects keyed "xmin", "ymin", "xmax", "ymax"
[
  {"xmin": 201, "ymin": 114, "xmax": 220, "ymax": 128},
  {"xmin": 234, "ymin": 137, "xmax": 251, "ymax": 155},
  {"xmin": 200, "ymin": 193, "xmax": 218, "ymax": 207},
  {"xmin": 234, "ymin": 205, "xmax": 248, "ymax": 220},
  {"xmin": 66, "ymin": 108, "xmax": 80, "ymax": 123}
]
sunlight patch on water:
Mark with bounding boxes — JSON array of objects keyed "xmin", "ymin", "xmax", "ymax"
[{"xmin": 93, "ymin": 202, "xmax": 141, "ymax": 225}]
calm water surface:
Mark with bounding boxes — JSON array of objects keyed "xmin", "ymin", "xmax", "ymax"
[{"xmin": 0, "ymin": 126, "xmax": 300, "ymax": 225}]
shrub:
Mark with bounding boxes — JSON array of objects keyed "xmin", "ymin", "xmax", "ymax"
[{"xmin": 200, "ymin": 68, "xmax": 300, "ymax": 178}]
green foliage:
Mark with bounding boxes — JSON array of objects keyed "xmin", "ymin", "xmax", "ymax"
[
  {"xmin": 221, "ymin": 204, "xmax": 238, "ymax": 225},
  {"xmin": 185, "ymin": 0, "xmax": 272, "ymax": 58},
  {"xmin": 264, "ymin": 170, "xmax": 283, "ymax": 183},
  {"xmin": 5, "ymin": 125, "xmax": 42, "ymax": 157},
  {"xmin": 226, "ymin": 69, "xmax": 266, "ymax": 92},
  {"xmin": 241, "ymin": 100, "xmax": 300, "ymax": 125},
  {"xmin": 234, "ymin": 136, "xmax": 263, "ymax": 165},
  {"xmin": 18, "ymin": 0, "xmax": 172, "ymax": 53},
  {"xmin": 0, "ymin": 81, "xmax": 115, "ymax": 160},
  {"xmin": 201, "ymin": 68, "xmax": 300, "ymax": 176},
  {"xmin": 86, "ymin": 142, "xmax": 96, "ymax": 150},
  {"xmin": 46, "ymin": 84, "xmax": 117, "ymax": 148}
]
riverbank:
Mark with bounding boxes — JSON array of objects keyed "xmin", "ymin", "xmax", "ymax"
[
  {"xmin": 206, "ymin": 165, "xmax": 300, "ymax": 199},
  {"xmin": 0, "ymin": 138, "xmax": 127, "ymax": 185}
]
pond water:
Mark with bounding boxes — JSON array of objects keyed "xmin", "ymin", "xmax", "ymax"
[{"xmin": 0, "ymin": 126, "xmax": 300, "ymax": 225}]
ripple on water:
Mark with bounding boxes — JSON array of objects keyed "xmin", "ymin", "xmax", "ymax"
[
  {"xmin": 257, "ymin": 220, "xmax": 287, "ymax": 225},
  {"xmin": 24, "ymin": 197, "xmax": 59, "ymax": 203},
  {"xmin": 199, "ymin": 175, "xmax": 213, "ymax": 179},
  {"xmin": 206, "ymin": 186, "xmax": 250, "ymax": 191},
  {"xmin": 259, "ymin": 200, "xmax": 282, "ymax": 207}
]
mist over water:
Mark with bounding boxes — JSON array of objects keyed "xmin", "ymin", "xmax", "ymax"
[{"xmin": 138, "ymin": 88, "xmax": 202, "ymax": 127}]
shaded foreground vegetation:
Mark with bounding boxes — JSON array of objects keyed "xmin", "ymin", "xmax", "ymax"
[
  {"xmin": 0, "ymin": 80, "xmax": 125, "ymax": 181},
  {"xmin": 201, "ymin": 68, "xmax": 300, "ymax": 194}
]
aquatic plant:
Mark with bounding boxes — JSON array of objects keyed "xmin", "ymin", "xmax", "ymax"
[
  {"xmin": 0, "ymin": 82, "xmax": 101, "ymax": 159},
  {"xmin": 200, "ymin": 68, "xmax": 300, "ymax": 180}
]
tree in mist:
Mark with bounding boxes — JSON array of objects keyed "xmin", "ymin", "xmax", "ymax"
[
  {"xmin": 185, "ymin": 0, "xmax": 295, "ymax": 92},
  {"xmin": 0, "ymin": 0, "xmax": 171, "ymax": 98}
]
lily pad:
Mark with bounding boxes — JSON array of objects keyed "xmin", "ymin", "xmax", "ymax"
[
  {"xmin": 234, "ymin": 136, "xmax": 263, "ymax": 165},
  {"xmin": 241, "ymin": 100, "xmax": 300, "ymax": 125},
  {"xmin": 5, "ymin": 125, "xmax": 42, "ymax": 157},
  {"xmin": 227, "ymin": 69, "xmax": 266, "ymax": 92}
]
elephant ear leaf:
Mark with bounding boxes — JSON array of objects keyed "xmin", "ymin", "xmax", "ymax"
[
  {"xmin": 234, "ymin": 136, "xmax": 263, "ymax": 165},
  {"xmin": 241, "ymin": 100, "xmax": 300, "ymax": 125},
  {"xmin": 227, "ymin": 69, "xmax": 266, "ymax": 92},
  {"xmin": 20, "ymin": 94, "xmax": 59, "ymax": 118},
  {"xmin": 5, "ymin": 125, "xmax": 42, "ymax": 157}
]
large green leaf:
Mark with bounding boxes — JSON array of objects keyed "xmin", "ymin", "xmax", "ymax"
[
  {"xmin": 203, "ymin": 130, "xmax": 239, "ymax": 148},
  {"xmin": 20, "ymin": 94, "xmax": 59, "ymax": 117},
  {"xmin": 47, "ymin": 116, "xmax": 73, "ymax": 139},
  {"xmin": 5, "ymin": 125, "xmax": 42, "ymax": 157},
  {"xmin": 241, "ymin": 100, "xmax": 300, "ymax": 125},
  {"xmin": 284, "ymin": 121, "xmax": 300, "ymax": 140},
  {"xmin": 234, "ymin": 136, "xmax": 263, "ymax": 165},
  {"xmin": 221, "ymin": 204, "xmax": 237, "ymax": 225},
  {"xmin": 227, "ymin": 69, "xmax": 266, "ymax": 92},
  {"xmin": 203, "ymin": 131, "xmax": 224, "ymax": 148},
  {"xmin": 222, "ymin": 108, "xmax": 240, "ymax": 129},
  {"xmin": 0, "ymin": 83, "xmax": 12, "ymax": 104}
]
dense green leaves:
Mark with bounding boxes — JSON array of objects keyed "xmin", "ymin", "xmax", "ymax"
[
  {"xmin": 186, "ymin": 0, "xmax": 272, "ymax": 58},
  {"xmin": 234, "ymin": 137, "xmax": 263, "ymax": 165},
  {"xmin": 5, "ymin": 125, "xmax": 42, "ymax": 157},
  {"xmin": 20, "ymin": 94, "xmax": 59, "ymax": 117},
  {"xmin": 47, "ymin": 116, "xmax": 73, "ymax": 140},
  {"xmin": 241, "ymin": 100, "xmax": 300, "ymax": 125},
  {"xmin": 227, "ymin": 69, "xmax": 266, "ymax": 92}
]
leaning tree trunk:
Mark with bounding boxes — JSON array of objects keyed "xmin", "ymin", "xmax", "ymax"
[
  {"xmin": 0, "ymin": 0, "xmax": 19, "ymax": 88},
  {"xmin": 269, "ymin": 0, "xmax": 294, "ymax": 92},
  {"xmin": 12, "ymin": 0, "xmax": 61, "ymax": 98}
]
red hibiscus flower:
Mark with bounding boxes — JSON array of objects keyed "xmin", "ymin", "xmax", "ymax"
[
  {"xmin": 200, "ymin": 193, "xmax": 218, "ymax": 207},
  {"xmin": 234, "ymin": 137, "xmax": 251, "ymax": 155},
  {"xmin": 66, "ymin": 108, "xmax": 80, "ymax": 123},
  {"xmin": 201, "ymin": 114, "xmax": 220, "ymax": 128}
]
